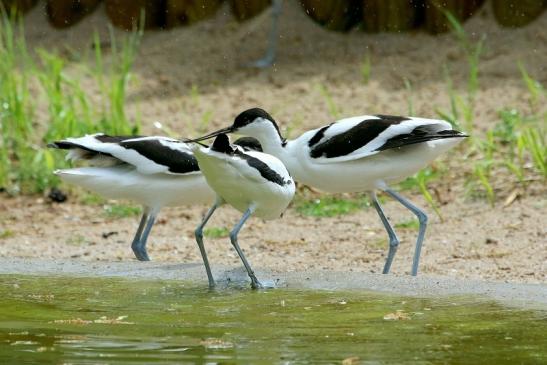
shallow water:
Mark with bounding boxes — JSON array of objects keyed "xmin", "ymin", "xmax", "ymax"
[{"xmin": 0, "ymin": 275, "xmax": 545, "ymax": 364}]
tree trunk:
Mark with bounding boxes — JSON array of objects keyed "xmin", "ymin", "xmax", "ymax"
[{"xmin": 424, "ymin": 0, "xmax": 485, "ymax": 34}]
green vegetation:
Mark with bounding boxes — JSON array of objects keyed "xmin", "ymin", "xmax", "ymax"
[
  {"xmin": 0, "ymin": 13, "xmax": 141, "ymax": 194},
  {"xmin": 0, "ymin": 229, "xmax": 15, "ymax": 239},
  {"xmin": 64, "ymin": 234, "xmax": 86, "ymax": 246},
  {"xmin": 394, "ymin": 219, "xmax": 420, "ymax": 230},
  {"xmin": 203, "ymin": 226, "xmax": 230, "ymax": 238},
  {"xmin": 401, "ymin": 77, "xmax": 443, "ymax": 219},
  {"xmin": 295, "ymin": 194, "xmax": 369, "ymax": 218},
  {"xmin": 317, "ymin": 83, "xmax": 341, "ymax": 119},
  {"xmin": 289, "ymin": 17, "xmax": 544, "ymax": 217},
  {"xmin": 518, "ymin": 61, "xmax": 543, "ymax": 111},
  {"xmin": 0, "ymin": 10, "xmax": 544, "ymax": 217},
  {"xmin": 399, "ymin": 167, "xmax": 444, "ymax": 219},
  {"xmin": 444, "ymin": 11, "xmax": 483, "ymax": 106},
  {"xmin": 466, "ymin": 106, "xmax": 546, "ymax": 203},
  {"xmin": 430, "ymin": 12, "xmax": 546, "ymax": 207},
  {"xmin": 103, "ymin": 204, "xmax": 142, "ymax": 219},
  {"xmin": 361, "ymin": 51, "xmax": 372, "ymax": 84},
  {"xmin": 436, "ymin": 12, "xmax": 483, "ymax": 135},
  {"xmin": 177, "ymin": 84, "xmax": 215, "ymax": 138},
  {"xmin": 79, "ymin": 192, "xmax": 106, "ymax": 206}
]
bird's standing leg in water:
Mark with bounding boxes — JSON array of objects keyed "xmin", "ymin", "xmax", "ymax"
[
  {"xmin": 248, "ymin": 0, "xmax": 283, "ymax": 68},
  {"xmin": 195, "ymin": 199, "xmax": 224, "ymax": 288},
  {"xmin": 189, "ymin": 133, "xmax": 295, "ymax": 289},
  {"xmin": 186, "ymin": 108, "xmax": 467, "ymax": 276},
  {"xmin": 228, "ymin": 206, "xmax": 263, "ymax": 289}
]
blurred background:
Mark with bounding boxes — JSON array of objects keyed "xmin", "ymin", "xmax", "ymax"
[{"xmin": 0, "ymin": 1, "xmax": 545, "ymax": 281}]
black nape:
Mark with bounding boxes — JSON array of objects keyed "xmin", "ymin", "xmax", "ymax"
[
  {"xmin": 211, "ymin": 133, "xmax": 233, "ymax": 154},
  {"xmin": 233, "ymin": 137, "xmax": 263, "ymax": 152}
]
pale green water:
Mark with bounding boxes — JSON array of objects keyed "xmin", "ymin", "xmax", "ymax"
[{"xmin": 0, "ymin": 275, "xmax": 545, "ymax": 364}]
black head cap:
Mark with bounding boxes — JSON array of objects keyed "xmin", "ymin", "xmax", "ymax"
[
  {"xmin": 233, "ymin": 108, "xmax": 275, "ymax": 129},
  {"xmin": 232, "ymin": 108, "xmax": 286, "ymax": 145},
  {"xmin": 210, "ymin": 133, "xmax": 232, "ymax": 154},
  {"xmin": 233, "ymin": 137, "xmax": 263, "ymax": 152}
]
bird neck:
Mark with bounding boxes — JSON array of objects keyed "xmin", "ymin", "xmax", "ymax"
[
  {"xmin": 247, "ymin": 122, "xmax": 288, "ymax": 157},
  {"xmin": 252, "ymin": 130, "xmax": 304, "ymax": 181}
]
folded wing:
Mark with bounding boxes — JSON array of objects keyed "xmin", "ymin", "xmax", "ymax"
[
  {"xmin": 49, "ymin": 133, "xmax": 200, "ymax": 175},
  {"xmin": 308, "ymin": 115, "xmax": 465, "ymax": 164}
]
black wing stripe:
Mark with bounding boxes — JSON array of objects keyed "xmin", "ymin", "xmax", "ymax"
[
  {"xmin": 308, "ymin": 124, "xmax": 332, "ymax": 147},
  {"xmin": 48, "ymin": 141, "xmax": 115, "ymax": 159},
  {"xmin": 120, "ymin": 139, "xmax": 199, "ymax": 174},
  {"xmin": 374, "ymin": 115, "xmax": 410, "ymax": 123},
  {"xmin": 376, "ymin": 128, "xmax": 467, "ymax": 151},
  {"xmin": 310, "ymin": 116, "xmax": 410, "ymax": 159},
  {"xmin": 233, "ymin": 150, "xmax": 291, "ymax": 187},
  {"xmin": 95, "ymin": 134, "xmax": 141, "ymax": 143}
]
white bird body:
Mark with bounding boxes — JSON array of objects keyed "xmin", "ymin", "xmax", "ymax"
[
  {"xmin": 280, "ymin": 136, "xmax": 461, "ymax": 193},
  {"xmin": 189, "ymin": 108, "xmax": 468, "ymax": 276},
  {"xmin": 55, "ymin": 165, "xmax": 213, "ymax": 209},
  {"xmin": 232, "ymin": 114, "xmax": 462, "ymax": 193},
  {"xmin": 52, "ymin": 133, "xmax": 216, "ymax": 210},
  {"xmin": 190, "ymin": 133, "xmax": 295, "ymax": 288},
  {"xmin": 193, "ymin": 147, "xmax": 294, "ymax": 220},
  {"xmin": 49, "ymin": 133, "xmax": 262, "ymax": 263}
]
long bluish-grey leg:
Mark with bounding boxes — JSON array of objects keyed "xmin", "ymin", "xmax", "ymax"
[
  {"xmin": 194, "ymin": 198, "xmax": 224, "ymax": 288},
  {"xmin": 384, "ymin": 188, "xmax": 428, "ymax": 276},
  {"xmin": 131, "ymin": 210, "xmax": 150, "ymax": 261},
  {"xmin": 133, "ymin": 210, "xmax": 157, "ymax": 262},
  {"xmin": 229, "ymin": 207, "xmax": 263, "ymax": 289},
  {"xmin": 370, "ymin": 192, "xmax": 400, "ymax": 274},
  {"xmin": 249, "ymin": 0, "xmax": 282, "ymax": 68}
]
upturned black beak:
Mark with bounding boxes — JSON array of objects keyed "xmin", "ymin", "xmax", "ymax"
[{"xmin": 184, "ymin": 126, "xmax": 235, "ymax": 143}]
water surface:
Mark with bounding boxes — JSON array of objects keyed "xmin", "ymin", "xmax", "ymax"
[{"xmin": 0, "ymin": 275, "xmax": 545, "ymax": 364}]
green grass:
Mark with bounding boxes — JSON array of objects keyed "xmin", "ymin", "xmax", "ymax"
[
  {"xmin": 203, "ymin": 227, "xmax": 230, "ymax": 238},
  {"xmin": 432, "ymin": 12, "xmax": 545, "ymax": 206},
  {"xmin": 435, "ymin": 11, "xmax": 483, "ymax": 138},
  {"xmin": 0, "ymin": 229, "xmax": 15, "ymax": 239},
  {"xmin": 403, "ymin": 77, "xmax": 414, "ymax": 116},
  {"xmin": 394, "ymin": 219, "xmax": 420, "ymax": 230},
  {"xmin": 317, "ymin": 83, "xmax": 341, "ymax": 119},
  {"xmin": 0, "ymin": 12, "xmax": 142, "ymax": 194},
  {"xmin": 444, "ymin": 11, "xmax": 484, "ymax": 105},
  {"xmin": 64, "ymin": 234, "xmax": 86, "ymax": 246},
  {"xmin": 400, "ymin": 77, "xmax": 444, "ymax": 218},
  {"xmin": 465, "ymin": 106, "xmax": 546, "ymax": 203},
  {"xmin": 360, "ymin": 52, "xmax": 371, "ymax": 84},
  {"xmin": 295, "ymin": 195, "xmax": 369, "ymax": 218},
  {"xmin": 521, "ymin": 127, "xmax": 546, "ymax": 177},
  {"xmin": 518, "ymin": 61, "xmax": 544, "ymax": 111},
  {"xmin": 399, "ymin": 168, "xmax": 444, "ymax": 219},
  {"xmin": 79, "ymin": 192, "xmax": 106, "ymax": 206},
  {"xmin": 103, "ymin": 204, "xmax": 142, "ymax": 219}
]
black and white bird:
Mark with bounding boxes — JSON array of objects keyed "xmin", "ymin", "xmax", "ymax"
[
  {"xmin": 48, "ymin": 134, "xmax": 262, "ymax": 279},
  {"xmin": 190, "ymin": 133, "xmax": 295, "ymax": 289},
  {"xmin": 188, "ymin": 108, "xmax": 468, "ymax": 276}
]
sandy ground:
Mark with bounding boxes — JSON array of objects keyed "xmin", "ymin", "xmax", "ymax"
[{"xmin": 0, "ymin": 2, "xmax": 546, "ymax": 283}]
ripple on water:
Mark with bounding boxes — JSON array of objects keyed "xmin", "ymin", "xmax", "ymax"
[{"xmin": 0, "ymin": 275, "xmax": 545, "ymax": 364}]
